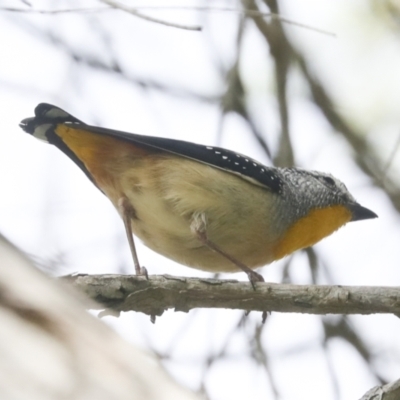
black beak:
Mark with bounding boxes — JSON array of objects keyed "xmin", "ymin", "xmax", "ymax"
[{"xmin": 349, "ymin": 203, "xmax": 378, "ymax": 222}]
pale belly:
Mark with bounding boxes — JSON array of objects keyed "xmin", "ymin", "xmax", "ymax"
[{"xmin": 112, "ymin": 156, "xmax": 282, "ymax": 273}]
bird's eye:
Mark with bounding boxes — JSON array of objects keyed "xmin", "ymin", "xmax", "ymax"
[{"xmin": 322, "ymin": 176, "xmax": 335, "ymax": 186}]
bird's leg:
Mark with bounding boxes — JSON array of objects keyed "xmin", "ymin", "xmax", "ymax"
[
  {"xmin": 117, "ymin": 197, "xmax": 148, "ymax": 278},
  {"xmin": 190, "ymin": 212, "xmax": 264, "ymax": 288}
]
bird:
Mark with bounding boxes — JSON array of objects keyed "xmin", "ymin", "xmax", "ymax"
[{"xmin": 20, "ymin": 103, "xmax": 377, "ymax": 285}]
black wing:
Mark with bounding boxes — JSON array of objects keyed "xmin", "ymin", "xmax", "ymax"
[{"xmin": 21, "ymin": 103, "xmax": 283, "ymax": 194}]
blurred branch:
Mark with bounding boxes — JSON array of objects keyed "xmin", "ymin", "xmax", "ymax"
[
  {"xmin": 382, "ymin": 130, "xmax": 400, "ymax": 184},
  {"xmin": 247, "ymin": 0, "xmax": 400, "ymax": 212},
  {"xmin": 323, "ymin": 316, "xmax": 387, "ymax": 384},
  {"xmin": 0, "ymin": 6, "xmax": 109, "ymax": 13},
  {"xmin": 8, "ymin": 18, "xmax": 218, "ymax": 102},
  {"xmin": 63, "ymin": 274, "xmax": 400, "ymax": 317},
  {"xmin": 0, "ymin": 235, "xmax": 201, "ymax": 400},
  {"xmin": 297, "ymin": 52, "xmax": 400, "ymax": 212},
  {"xmin": 245, "ymin": 0, "xmax": 294, "ymax": 166},
  {"xmin": 219, "ymin": 16, "xmax": 272, "ymax": 158},
  {"xmin": 100, "ymin": 0, "xmax": 202, "ymax": 31},
  {"xmin": 251, "ymin": 323, "xmax": 280, "ymax": 397},
  {"xmin": 360, "ymin": 378, "xmax": 400, "ymax": 400},
  {"xmin": 1, "ymin": 5, "xmax": 334, "ymax": 36}
]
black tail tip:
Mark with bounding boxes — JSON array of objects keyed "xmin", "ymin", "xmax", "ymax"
[
  {"xmin": 19, "ymin": 103, "xmax": 84, "ymax": 135},
  {"xmin": 19, "ymin": 117, "xmax": 35, "ymax": 134}
]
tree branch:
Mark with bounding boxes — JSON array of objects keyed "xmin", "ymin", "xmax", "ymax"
[
  {"xmin": 62, "ymin": 274, "xmax": 400, "ymax": 317},
  {"xmin": 360, "ymin": 378, "xmax": 400, "ymax": 400}
]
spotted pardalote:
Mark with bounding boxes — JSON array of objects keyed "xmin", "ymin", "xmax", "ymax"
[{"xmin": 20, "ymin": 103, "xmax": 377, "ymax": 284}]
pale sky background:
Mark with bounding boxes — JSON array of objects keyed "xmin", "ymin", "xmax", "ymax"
[{"xmin": 1, "ymin": 1, "xmax": 400, "ymax": 399}]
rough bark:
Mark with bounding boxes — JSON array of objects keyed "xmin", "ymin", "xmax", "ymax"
[
  {"xmin": 62, "ymin": 274, "xmax": 400, "ymax": 317},
  {"xmin": 359, "ymin": 378, "xmax": 400, "ymax": 400}
]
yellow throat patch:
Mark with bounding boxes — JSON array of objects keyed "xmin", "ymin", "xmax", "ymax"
[{"xmin": 273, "ymin": 205, "xmax": 352, "ymax": 260}]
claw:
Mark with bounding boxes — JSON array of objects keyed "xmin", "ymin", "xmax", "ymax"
[
  {"xmin": 262, "ymin": 311, "xmax": 268, "ymax": 324},
  {"xmin": 247, "ymin": 270, "xmax": 264, "ymax": 290},
  {"xmin": 140, "ymin": 266, "xmax": 149, "ymax": 280}
]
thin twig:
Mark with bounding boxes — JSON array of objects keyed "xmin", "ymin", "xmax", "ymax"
[
  {"xmin": 100, "ymin": 0, "xmax": 202, "ymax": 31},
  {"xmin": 135, "ymin": 6, "xmax": 335, "ymax": 36},
  {"xmin": 2, "ymin": 3, "xmax": 202, "ymax": 31},
  {"xmin": 0, "ymin": 6, "xmax": 109, "ymax": 14},
  {"xmin": 1, "ymin": 5, "xmax": 334, "ymax": 36}
]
